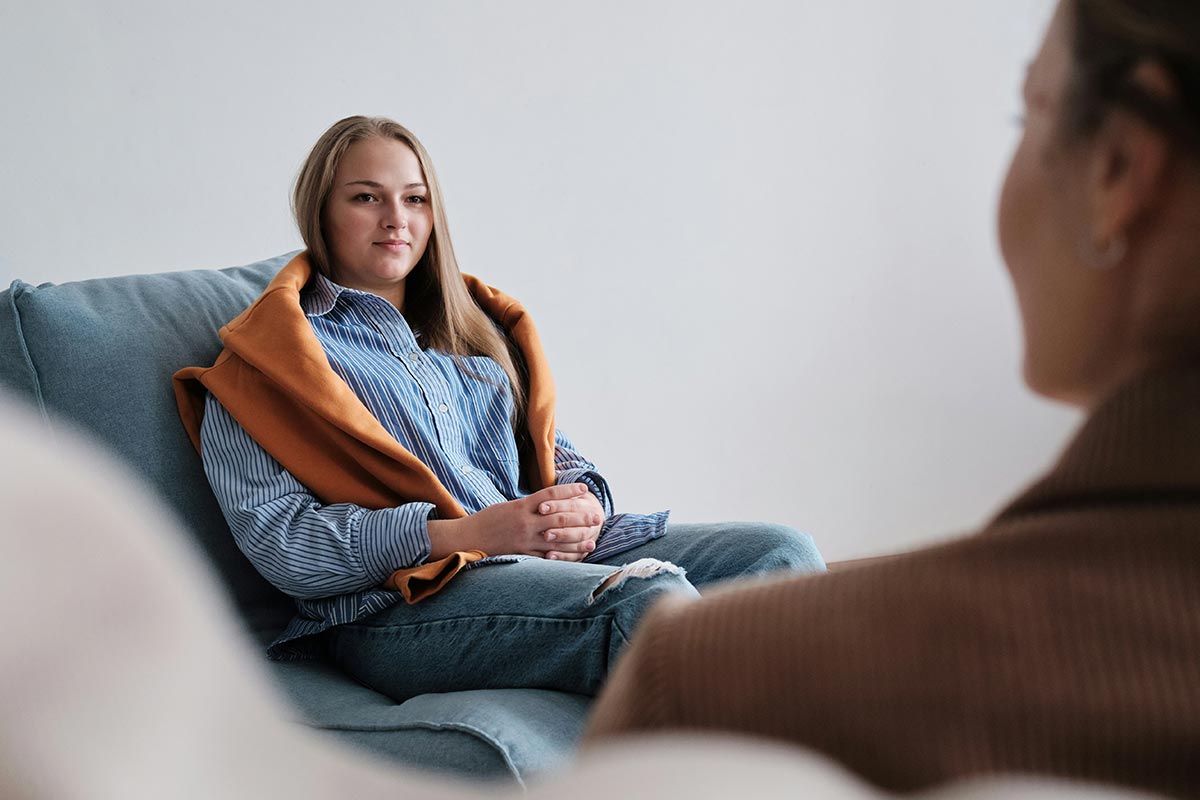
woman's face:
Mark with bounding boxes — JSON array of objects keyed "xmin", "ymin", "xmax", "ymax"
[
  {"xmin": 323, "ymin": 136, "xmax": 433, "ymax": 308},
  {"xmin": 997, "ymin": 2, "xmax": 1123, "ymax": 405}
]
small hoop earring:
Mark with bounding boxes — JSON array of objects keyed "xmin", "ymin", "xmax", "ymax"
[{"xmin": 1080, "ymin": 229, "xmax": 1128, "ymax": 270}]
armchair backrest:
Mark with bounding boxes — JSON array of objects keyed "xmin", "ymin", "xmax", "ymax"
[{"xmin": 0, "ymin": 253, "xmax": 297, "ymax": 640}]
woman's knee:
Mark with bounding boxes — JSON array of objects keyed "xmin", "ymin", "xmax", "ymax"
[
  {"xmin": 589, "ymin": 558, "xmax": 697, "ymax": 607},
  {"xmin": 588, "ymin": 558, "xmax": 698, "ymax": 647},
  {"xmin": 741, "ymin": 522, "xmax": 827, "ymax": 573}
]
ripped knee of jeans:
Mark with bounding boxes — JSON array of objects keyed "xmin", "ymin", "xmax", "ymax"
[{"xmin": 587, "ymin": 558, "xmax": 686, "ymax": 606}]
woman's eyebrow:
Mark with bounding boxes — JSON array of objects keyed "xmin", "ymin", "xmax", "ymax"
[{"xmin": 343, "ymin": 180, "xmax": 427, "ymax": 189}]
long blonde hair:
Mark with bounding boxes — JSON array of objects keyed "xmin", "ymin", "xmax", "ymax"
[{"xmin": 293, "ymin": 116, "xmax": 530, "ymax": 438}]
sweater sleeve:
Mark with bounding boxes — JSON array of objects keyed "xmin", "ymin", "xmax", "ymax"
[
  {"xmin": 199, "ymin": 392, "xmax": 436, "ymax": 600},
  {"xmin": 584, "ymin": 543, "xmax": 1011, "ymax": 788},
  {"xmin": 582, "ymin": 555, "xmax": 966, "ymax": 788},
  {"xmin": 584, "ymin": 524, "xmax": 1200, "ymax": 795}
]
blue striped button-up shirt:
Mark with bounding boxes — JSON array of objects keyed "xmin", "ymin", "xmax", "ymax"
[{"xmin": 200, "ymin": 272, "xmax": 667, "ymax": 658}]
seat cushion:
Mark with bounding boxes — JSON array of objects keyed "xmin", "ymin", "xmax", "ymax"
[{"xmin": 271, "ymin": 660, "xmax": 591, "ymax": 784}]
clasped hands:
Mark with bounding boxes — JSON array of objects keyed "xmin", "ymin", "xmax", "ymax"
[{"xmin": 426, "ymin": 482, "xmax": 605, "ymax": 562}]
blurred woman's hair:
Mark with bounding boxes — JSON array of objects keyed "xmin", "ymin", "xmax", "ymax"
[{"xmin": 1064, "ymin": 1, "xmax": 1200, "ymax": 150}]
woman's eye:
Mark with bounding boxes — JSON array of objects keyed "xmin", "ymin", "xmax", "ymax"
[
  {"xmin": 354, "ymin": 193, "xmax": 377, "ymax": 202},
  {"xmin": 406, "ymin": 195, "xmax": 427, "ymax": 205}
]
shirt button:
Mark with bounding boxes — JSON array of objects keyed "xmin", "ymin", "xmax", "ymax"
[
  {"xmin": 438, "ymin": 403, "xmax": 449, "ymax": 413},
  {"xmin": 462, "ymin": 465, "xmax": 474, "ymax": 474},
  {"xmin": 408, "ymin": 352, "xmax": 420, "ymax": 361}
]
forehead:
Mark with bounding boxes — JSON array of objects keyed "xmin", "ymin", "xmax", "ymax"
[
  {"xmin": 1027, "ymin": 1, "xmax": 1073, "ymax": 96},
  {"xmin": 336, "ymin": 137, "xmax": 425, "ymax": 182}
]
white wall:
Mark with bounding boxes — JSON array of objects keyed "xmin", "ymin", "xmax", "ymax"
[{"xmin": 0, "ymin": 0, "xmax": 1075, "ymax": 561}]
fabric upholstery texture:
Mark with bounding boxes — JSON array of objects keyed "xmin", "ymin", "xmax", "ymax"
[
  {"xmin": 0, "ymin": 253, "xmax": 591, "ymax": 782},
  {"xmin": 275, "ymin": 660, "xmax": 591, "ymax": 782}
]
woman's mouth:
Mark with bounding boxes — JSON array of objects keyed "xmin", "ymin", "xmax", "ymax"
[{"xmin": 374, "ymin": 241, "xmax": 410, "ymax": 252}]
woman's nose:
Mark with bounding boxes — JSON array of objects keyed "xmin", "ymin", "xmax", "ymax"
[{"xmin": 383, "ymin": 203, "xmax": 408, "ymax": 230}]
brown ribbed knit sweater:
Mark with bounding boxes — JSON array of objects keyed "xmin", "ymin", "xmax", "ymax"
[{"xmin": 584, "ymin": 366, "xmax": 1200, "ymax": 798}]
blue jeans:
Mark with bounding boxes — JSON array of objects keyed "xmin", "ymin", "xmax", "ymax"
[{"xmin": 327, "ymin": 522, "xmax": 824, "ymax": 701}]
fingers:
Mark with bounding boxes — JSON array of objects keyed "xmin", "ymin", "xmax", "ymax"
[
  {"xmin": 542, "ymin": 525, "xmax": 595, "ymax": 545},
  {"xmin": 540, "ymin": 511, "xmax": 603, "ymax": 532},
  {"xmin": 543, "ymin": 527, "xmax": 596, "ymax": 551},
  {"xmin": 519, "ymin": 548, "xmax": 588, "ymax": 562},
  {"xmin": 545, "ymin": 550, "xmax": 588, "ymax": 562},
  {"xmin": 538, "ymin": 498, "xmax": 602, "ymax": 519},
  {"xmin": 537, "ymin": 493, "xmax": 603, "ymax": 528},
  {"xmin": 543, "ymin": 523, "xmax": 599, "ymax": 565},
  {"xmin": 529, "ymin": 483, "xmax": 590, "ymax": 506},
  {"xmin": 493, "ymin": 485, "xmax": 602, "ymax": 560}
]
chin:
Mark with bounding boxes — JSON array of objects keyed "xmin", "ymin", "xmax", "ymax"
[
  {"xmin": 370, "ymin": 261, "xmax": 416, "ymax": 281},
  {"xmin": 1023, "ymin": 357, "xmax": 1092, "ymax": 408}
]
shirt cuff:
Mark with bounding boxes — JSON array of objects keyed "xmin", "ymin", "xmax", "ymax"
[
  {"xmin": 557, "ymin": 469, "xmax": 614, "ymax": 516},
  {"xmin": 357, "ymin": 502, "xmax": 437, "ymax": 580},
  {"xmin": 585, "ymin": 510, "xmax": 670, "ymax": 562}
]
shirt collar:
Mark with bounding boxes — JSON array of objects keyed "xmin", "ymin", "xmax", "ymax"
[
  {"xmin": 300, "ymin": 270, "xmax": 344, "ymax": 317},
  {"xmin": 301, "ymin": 271, "xmax": 417, "ymax": 337}
]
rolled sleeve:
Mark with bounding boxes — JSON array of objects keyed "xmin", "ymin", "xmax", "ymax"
[
  {"xmin": 553, "ymin": 429, "xmax": 615, "ymax": 516},
  {"xmin": 586, "ymin": 510, "xmax": 670, "ymax": 562},
  {"xmin": 358, "ymin": 502, "xmax": 437, "ymax": 577}
]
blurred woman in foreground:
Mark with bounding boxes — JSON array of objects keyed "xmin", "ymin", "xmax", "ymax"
[{"xmin": 585, "ymin": 2, "xmax": 1200, "ymax": 796}]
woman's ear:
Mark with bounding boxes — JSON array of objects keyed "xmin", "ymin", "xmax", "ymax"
[{"xmin": 1088, "ymin": 61, "xmax": 1178, "ymax": 245}]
